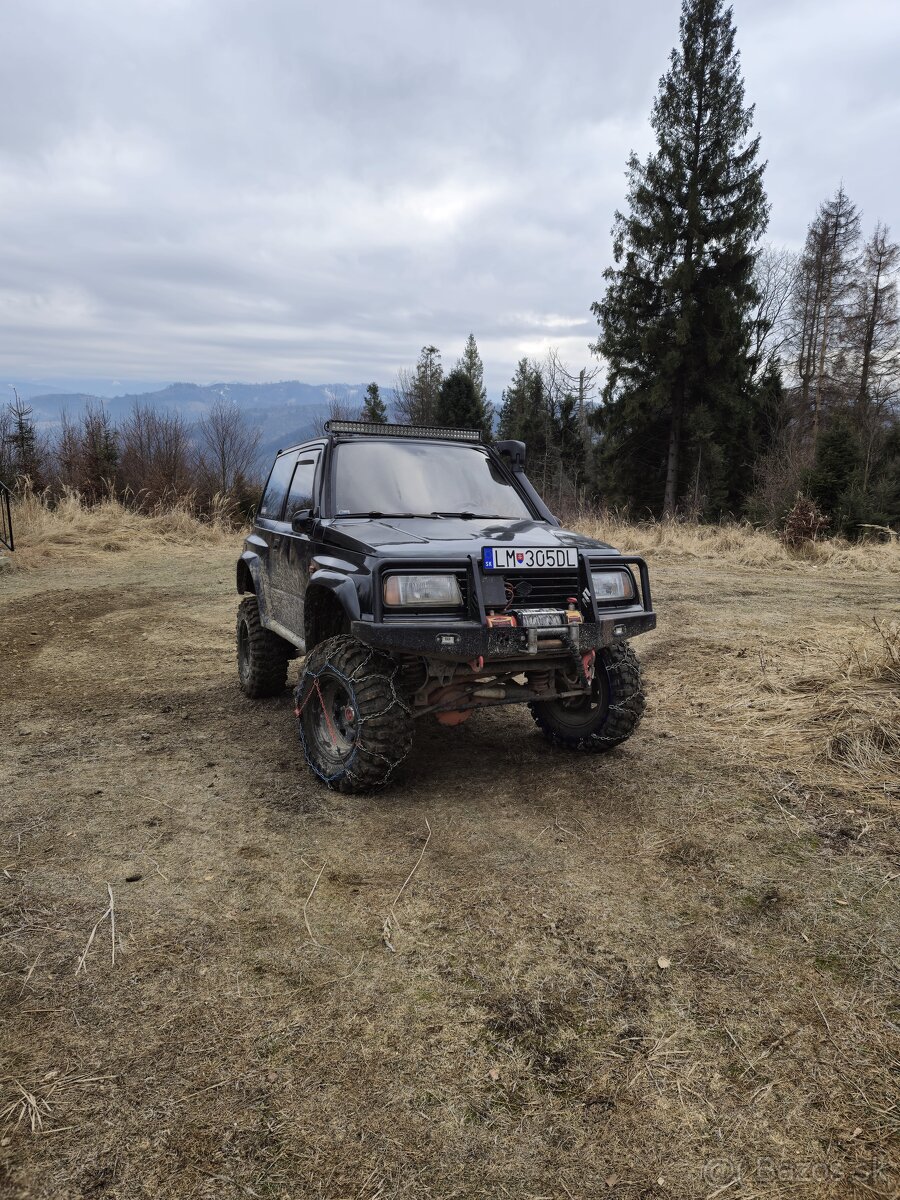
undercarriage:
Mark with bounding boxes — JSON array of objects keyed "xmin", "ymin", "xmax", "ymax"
[{"xmin": 403, "ymin": 648, "xmax": 597, "ymax": 725}]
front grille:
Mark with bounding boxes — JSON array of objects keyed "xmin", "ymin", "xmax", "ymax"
[
  {"xmin": 456, "ymin": 572, "xmax": 470, "ymax": 612},
  {"xmin": 500, "ymin": 571, "xmax": 581, "ymax": 611}
]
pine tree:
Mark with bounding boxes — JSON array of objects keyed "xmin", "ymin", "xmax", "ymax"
[
  {"xmin": 456, "ymin": 334, "xmax": 493, "ymax": 436},
  {"xmin": 498, "ymin": 360, "xmax": 530, "ymax": 442},
  {"xmin": 592, "ymin": 0, "xmax": 768, "ymax": 516},
  {"xmin": 790, "ymin": 187, "xmax": 861, "ymax": 447},
  {"xmin": 555, "ymin": 394, "xmax": 587, "ymax": 504},
  {"xmin": 498, "ymin": 360, "xmax": 556, "ymax": 490},
  {"xmin": 80, "ymin": 402, "xmax": 119, "ymax": 499},
  {"xmin": 394, "ymin": 346, "xmax": 443, "ymax": 424},
  {"xmin": 362, "ymin": 381, "xmax": 388, "ymax": 423},
  {"xmin": 806, "ymin": 411, "xmax": 863, "ymax": 536},
  {"xmin": 843, "ymin": 224, "xmax": 900, "ymax": 493},
  {"xmin": 6, "ymin": 391, "xmax": 45, "ymax": 485},
  {"xmin": 435, "ymin": 368, "xmax": 484, "ymax": 431}
]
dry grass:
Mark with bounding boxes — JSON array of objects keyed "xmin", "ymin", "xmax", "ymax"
[
  {"xmin": 2, "ymin": 499, "xmax": 899, "ymax": 1198},
  {"xmin": 693, "ymin": 617, "xmax": 900, "ymax": 802},
  {"xmin": 7, "ymin": 492, "xmax": 899, "ymax": 575},
  {"xmin": 7, "ymin": 488, "xmax": 234, "ymax": 569},
  {"xmin": 578, "ymin": 511, "xmax": 900, "ymax": 573}
]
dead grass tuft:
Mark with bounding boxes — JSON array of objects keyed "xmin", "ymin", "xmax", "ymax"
[
  {"xmin": 702, "ymin": 618, "xmax": 900, "ymax": 800},
  {"xmin": 661, "ymin": 837, "xmax": 716, "ymax": 869},
  {"xmin": 8, "ymin": 486, "xmax": 236, "ymax": 568},
  {"xmin": 575, "ymin": 512, "xmax": 900, "ymax": 573},
  {"xmin": 483, "ymin": 989, "xmax": 581, "ymax": 1085}
]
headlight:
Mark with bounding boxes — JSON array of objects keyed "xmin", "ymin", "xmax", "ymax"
[
  {"xmin": 591, "ymin": 569, "xmax": 636, "ymax": 602},
  {"xmin": 383, "ymin": 574, "xmax": 463, "ymax": 607}
]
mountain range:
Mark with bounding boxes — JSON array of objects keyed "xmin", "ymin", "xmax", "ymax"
[{"xmin": 7, "ymin": 380, "xmax": 382, "ymax": 464}]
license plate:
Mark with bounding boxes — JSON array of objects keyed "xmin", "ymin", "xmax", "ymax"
[
  {"xmin": 515, "ymin": 609, "xmax": 565, "ymax": 628},
  {"xmin": 482, "ymin": 546, "xmax": 577, "ymax": 570}
]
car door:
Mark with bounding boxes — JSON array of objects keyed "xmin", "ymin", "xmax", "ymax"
[
  {"xmin": 267, "ymin": 446, "xmax": 323, "ymax": 643},
  {"xmin": 254, "ymin": 449, "xmax": 298, "ymax": 634}
]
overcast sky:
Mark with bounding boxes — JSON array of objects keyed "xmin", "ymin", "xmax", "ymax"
[{"xmin": 2, "ymin": 0, "xmax": 899, "ymax": 396}]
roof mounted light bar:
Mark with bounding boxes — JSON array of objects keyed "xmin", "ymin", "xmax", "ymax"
[{"xmin": 325, "ymin": 420, "xmax": 482, "ymax": 442}]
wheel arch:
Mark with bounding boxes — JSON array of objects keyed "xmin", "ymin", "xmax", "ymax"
[
  {"xmin": 304, "ymin": 574, "xmax": 360, "ymax": 651},
  {"xmin": 237, "ymin": 551, "xmax": 259, "ymax": 595}
]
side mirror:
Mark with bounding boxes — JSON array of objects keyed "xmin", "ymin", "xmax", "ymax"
[
  {"xmin": 291, "ymin": 508, "xmax": 313, "ymax": 532},
  {"xmin": 496, "ymin": 439, "xmax": 527, "ymax": 472}
]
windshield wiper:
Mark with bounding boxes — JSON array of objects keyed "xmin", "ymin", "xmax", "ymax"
[
  {"xmin": 430, "ymin": 511, "xmax": 504, "ymax": 519},
  {"xmin": 340, "ymin": 511, "xmax": 427, "ymax": 519}
]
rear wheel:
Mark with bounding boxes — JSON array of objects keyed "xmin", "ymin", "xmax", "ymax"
[
  {"xmin": 529, "ymin": 642, "xmax": 645, "ymax": 752},
  {"xmin": 236, "ymin": 596, "xmax": 292, "ymax": 697},
  {"xmin": 296, "ymin": 635, "xmax": 412, "ymax": 792}
]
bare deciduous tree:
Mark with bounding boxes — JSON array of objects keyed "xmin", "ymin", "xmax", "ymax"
[
  {"xmin": 312, "ymin": 386, "xmax": 361, "ymax": 436},
  {"xmin": 751, "ymin": 244, "xmax": 797, "ymax": 380},
  {"xmin": 197, "ymin": 398, "xmax": 262, "ymax": 495},
  {"xmin": 119, "ymin": 402, "xmax": 193, "ymax": 502}
]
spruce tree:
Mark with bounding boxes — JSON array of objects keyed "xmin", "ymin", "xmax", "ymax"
[
  {"xmin": 806, "ymin": 411, "xmax": 863, "ymax": 536},
  {"xmin": 498, "ymin": 359, "xmax": 531, "ymax": 442},
  {"xmin": 497, "ymin": 360, "xmax": 556, "ymax": 489},
  {"xmin": 456, "ymin": 334, "xmax": 493, "ymax": 436},
  {"xmin": 592, "ymin": 0, "xmax": 768, "ymax": 516},
  {"xmin": 395, "ymin": 346, "xmax": 443, "ymax": 424},
  {"xmin": 362, "ymin": 381, "xmax": 388, "ymax": 423},
  {"xmin": 791, "ymin": 187, "xmax": 861, "ymax": 447},
  {"xmin": 436, "ymin": 368, "xmax": 484, "ymax": 432},
  {"xmin": 6, "ymin": 392, "xmax": 44, "ymax": 485}
]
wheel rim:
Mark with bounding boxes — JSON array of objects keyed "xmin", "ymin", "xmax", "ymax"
[
  {"xmin": 302, "ymin": 672, "xmax": 360, "ymax": 773},
  {"xmin": 543, "ymin": 663, "xmax": 611, "ymax": 733},
  {"xmin": 238, "ymin": 618, "xmax": 251, "ymax": 685}
]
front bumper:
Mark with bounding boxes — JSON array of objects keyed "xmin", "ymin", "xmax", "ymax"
[{"xmin": 351, "ymin": 610, "xmax": 656, "ymax": 661}]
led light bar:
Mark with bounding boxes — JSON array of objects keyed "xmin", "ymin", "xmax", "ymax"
[{"xmin": 325, "ymin": 420, "xmax": 482, "ymax": 442}]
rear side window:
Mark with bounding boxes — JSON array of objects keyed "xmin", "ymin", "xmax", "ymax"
[
  {"xmin": 259, "ymin": 453, "xmax": 296, "ymax": 520},
  {"xmin": 285, "ymin": 452, "xmax": 320, "ymax": 516}
]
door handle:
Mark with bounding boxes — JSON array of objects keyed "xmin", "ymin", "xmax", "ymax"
[{"xmin": 271, "ymin": 535, "xmax": 283, "ymax": 549}]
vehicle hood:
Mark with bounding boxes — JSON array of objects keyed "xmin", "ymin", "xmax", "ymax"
[{"xmin": 322, "ymin": 516, "xmax": 618, "ymax": 559}]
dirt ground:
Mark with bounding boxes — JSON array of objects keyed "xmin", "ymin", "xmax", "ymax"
[{"xmin": 1, "ymin": 533, "xmax": 897, "ymax": 1199}]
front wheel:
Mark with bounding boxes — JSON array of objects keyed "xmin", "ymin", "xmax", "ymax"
[
  {"xmin": 529, "ymin": 642, "xmax": 645, "ymax": 752},
  {"xmin": 295, "ymin": 635, "xmax": 413, "ymax": 792}
]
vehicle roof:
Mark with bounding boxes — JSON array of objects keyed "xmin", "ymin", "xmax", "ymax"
[{"xmin": 273, "ymin": 432, "xmax": 489, "ymax": 458}]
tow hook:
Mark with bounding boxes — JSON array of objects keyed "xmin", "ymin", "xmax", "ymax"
[{"xmin": 582, "ymin": 650, "xmax": 596, "ymax": 685}]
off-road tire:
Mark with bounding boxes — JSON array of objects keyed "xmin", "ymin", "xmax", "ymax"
[
  {"xmin": 296, "ymin": 635, "xmax": 413, "ymax": 793},
  {"xmin": 529, "ymin": 642, "xmax": 645, "ymax": 752},
  {"xmin": 236, "ymin": 596, "xmax": 291, "ymax": 698}
]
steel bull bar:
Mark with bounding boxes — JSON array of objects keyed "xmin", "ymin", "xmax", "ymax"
[{"xmin": 351, "ymin": 553, "xmax": 656, "ymax": 662}]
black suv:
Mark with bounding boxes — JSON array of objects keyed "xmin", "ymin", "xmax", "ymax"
[{"xmin": 237, "ymin": 421, "xmax": 656, "ymax": 791}]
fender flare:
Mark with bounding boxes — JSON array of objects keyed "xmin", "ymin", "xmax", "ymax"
[
  {"xmin": 304, "ymin": 571, "xmax": 361, "ymax": 642},
  {"xmin": 237, "ymin": 550, "xmax": 263, "ymax": 595},
  {"xmin": 237, "ymin": 551, "xmax": 276, "ymax": 630}
]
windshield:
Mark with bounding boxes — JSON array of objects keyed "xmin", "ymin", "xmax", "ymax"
[{"xmin": 333, "ymin": 440, "xmax": 532, "ymax": 520}]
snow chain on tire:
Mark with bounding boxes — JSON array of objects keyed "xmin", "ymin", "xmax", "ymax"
[
  {"xmin": 529, "ymin": 641, "xmax": 645, "ymax": 752},
  {"xmin": 295, "ymin": 635, "xmax": 413, "ymax": 792}
]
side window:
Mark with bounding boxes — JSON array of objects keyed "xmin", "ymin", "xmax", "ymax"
[
  {"xmin": 286, "ymin": 451, "xmax": 320, "ymax": 517},
  {"xmin": 258, "ymin": 453, "xmax": 296, "ymax": 520}
]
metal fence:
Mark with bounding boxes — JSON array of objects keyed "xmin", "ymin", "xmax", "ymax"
[{"xmin": 0, "ymin": 480, "xmax": 13, "ymax": 552}]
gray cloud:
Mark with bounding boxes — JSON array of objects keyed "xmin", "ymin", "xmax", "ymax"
[{"xmin": 1, "ymin": 0, "xmax": 898, "ymax": 395}]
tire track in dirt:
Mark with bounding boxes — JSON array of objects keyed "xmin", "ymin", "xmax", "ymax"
[{"xmin": 3, "ymin": 548, "xmax": 898, "ymax": 1199}]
